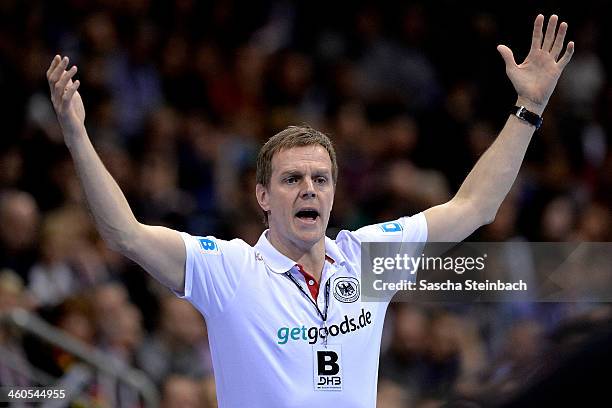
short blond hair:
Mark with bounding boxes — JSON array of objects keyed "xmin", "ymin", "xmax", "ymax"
[
  {"xmin": 256, "ymin": 125, "xmax": 338, "ymax": 187},
  {"xmin": 256, "ymin": 126, "xmax": 338, "ymax": 225}
]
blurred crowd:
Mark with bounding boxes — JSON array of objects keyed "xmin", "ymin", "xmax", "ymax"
[{"xmin": 1, "ymin": 0, "xmax": 611, "ymax": 406}]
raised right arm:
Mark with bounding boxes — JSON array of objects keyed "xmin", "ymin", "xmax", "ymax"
[{"xmin": 47, "ymin": 55, "xmax": 186, "ymax": 293}]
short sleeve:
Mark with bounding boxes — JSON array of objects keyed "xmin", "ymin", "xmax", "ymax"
[
  {"xmin": 335, "ymin": 212, "xmax": 428, "ymax": 261},
  {"xmin": 176, "ymin": 233, "xmax": 252, "ymax": 318},
  {"xmin": 350, "ymin": 212, "xmax": 428, "ymax": 243},
  {"xmin": 335, "ymin": 213, "xmax": 429, "ymax": 301}
]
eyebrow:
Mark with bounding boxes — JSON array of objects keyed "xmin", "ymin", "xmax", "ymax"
[
  {"xmin": 279, "ymin": 170, "xmax": 301, "ymax": 176},
  {"xmin": 278, "ymin": 169, "xmax": 331, "ymax": 178}
]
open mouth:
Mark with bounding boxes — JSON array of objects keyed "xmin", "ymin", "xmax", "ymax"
[{"xmin": 295, "ymin": 209, "xmax": 320, "ymax": 223}]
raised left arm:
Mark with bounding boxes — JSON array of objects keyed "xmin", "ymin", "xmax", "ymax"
[{"xmin": 425, "ymin": 14, "xmax": 574, "ymax": 242}]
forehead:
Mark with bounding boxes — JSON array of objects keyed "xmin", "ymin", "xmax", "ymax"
[{"xmin": 271, "ymin": 145, "xmax": 332, "ymax": 173}]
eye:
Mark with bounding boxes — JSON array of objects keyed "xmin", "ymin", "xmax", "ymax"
[
  {"xmin": 285, "ymin": 176, "xmax": 298, "ymax": 184},
  {"xmin": 315, "ymin": 176, "xmax": 328, "ymax": 185}
]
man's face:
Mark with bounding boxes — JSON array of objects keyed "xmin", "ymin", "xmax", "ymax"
[{"xmin": 257, "ymin": 145, "xmax": 335, "ymax": 251}]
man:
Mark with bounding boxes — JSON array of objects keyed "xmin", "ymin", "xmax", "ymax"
[{"xmin": 47, "ymin": 14, "xmax": 573, "ymax": 407}]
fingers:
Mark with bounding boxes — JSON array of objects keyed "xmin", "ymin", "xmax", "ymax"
[
  {"xmin": 530, "ymin": 14, "xmax": 544, "ymax": 51},
  {"xmin": 550, "ymin": 22, "xmax": 568, "ymax": 60},
  {"xmin": 542, "ymin": 15, "xmax": 559, "ymax": 51},
  {"xmin": 48, "ymin": 56, "xmax": 69, "ymax": 86},
  {"xmin": 62, "ymin": 80, "xmax": 80, "ymax": 105},
  {"xmin": 55, "ymin": 66, "xmax": 78, "ymax": 98},
  {"xmin": 531, "ymin": 15, "xmax": 573, "ymax": 68},
  {"xmin": 47, "ymin": 55, "xmax": 80, "ymax": 112},
  {"xmin": 497, "ymin": 45, "xmax": 517, "ymax": 69},
  {"xmin": 46, "ymin": 55, "xmax": 61, "ymax": 78},
  {"xmin": 557, "ymin": 41, "xmax": 575, "ymax": 69}
]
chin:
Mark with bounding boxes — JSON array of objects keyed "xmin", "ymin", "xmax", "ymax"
[{"xmin": 294, "ymin": 229, "xmax": 325, "ymax": 246}]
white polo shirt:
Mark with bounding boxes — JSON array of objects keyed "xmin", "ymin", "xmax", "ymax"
[{"xmin": 177, "ymin": 213, "xmax": 427, "ymax": 407}]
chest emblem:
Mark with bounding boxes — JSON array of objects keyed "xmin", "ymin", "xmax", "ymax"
[{"xmin": 333, "ymin": 277, "xmax": 360, "ymax": 303}]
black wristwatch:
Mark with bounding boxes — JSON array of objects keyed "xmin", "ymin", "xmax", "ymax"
[{"xmin": 511, "ymin": 105, "xmax": 543, "ymax": 130}]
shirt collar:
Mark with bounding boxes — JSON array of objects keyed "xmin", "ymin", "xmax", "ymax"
[{"xmin": 254, "ymin": 230, "xmax": 348, "ymax": 274}]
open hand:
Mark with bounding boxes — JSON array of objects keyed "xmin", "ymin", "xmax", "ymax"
[
  {"xmin": 46, "ymin": 55, "xmax": 85, "ymax": 138},
  {"xmin": 497, "ymin": 15, "xmax": 574, "ymax": 115}
]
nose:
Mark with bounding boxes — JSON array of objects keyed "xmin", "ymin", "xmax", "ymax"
[{"xmin": 301, "ymin": 179, "xmax": 316, "ymax": 199}]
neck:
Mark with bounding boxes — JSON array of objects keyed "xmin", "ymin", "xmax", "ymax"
[{"xmin": 266, "ymin": 230, "xmax": 326, "ymax": 281}]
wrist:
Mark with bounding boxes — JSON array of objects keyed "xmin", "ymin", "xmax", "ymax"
[
  {"xmin": 63, "ymin": 125, "xmax": 87, "ymax": 149},
  {"xmin": 515, "ymin": 97, "xmax": 545, "ymax": 116},
  {"xmin": 510, "ymin": 105, "xmax": 543, "ymax": 130}
]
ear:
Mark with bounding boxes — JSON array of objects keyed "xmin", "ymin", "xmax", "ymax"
[{"xmin": 256, "ymin": 183, "xmax": 270, "ymax": 212}]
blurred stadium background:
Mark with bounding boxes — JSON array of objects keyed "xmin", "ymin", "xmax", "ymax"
[{"xmin": 1, "ymin": 0, "xmax": 611, "ymax": 406}]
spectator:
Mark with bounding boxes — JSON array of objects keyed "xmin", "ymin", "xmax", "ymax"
[
  {"xmin": 160, "ymin": 374, "xmax": 201, "ymax": 408},
  {"xmin": 0, "ymin": 269, "xmax": 33, "ymax": 388},
  {"xmin": 137, "ymin": 296, "xmax": 212, "ymax": 385},
  {"xmin": 0, "ymin": 190, "xmax": 40, "ymax": 282}
]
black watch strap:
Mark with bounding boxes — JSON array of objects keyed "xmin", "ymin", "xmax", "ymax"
[{"xmin": 511, "ymin": 105, "xmax": 543, "ymax": 130}]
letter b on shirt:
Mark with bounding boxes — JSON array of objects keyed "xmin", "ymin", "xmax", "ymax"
[
  {"xmin": 317, "ymin": 351, "xmax": 339, "ymax": 375},
  {"xmin": 313, "ymin": 345, "xmax": 342, "ymax": 390},
  {"xmin": 198, "ymin": 237, "xmax": 220, "ymax": 254}
]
